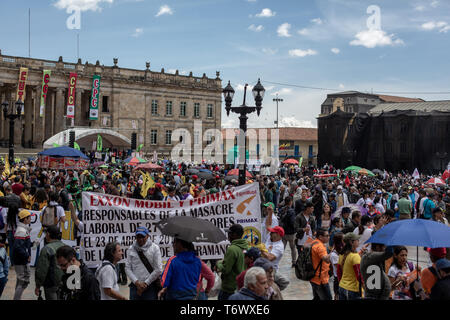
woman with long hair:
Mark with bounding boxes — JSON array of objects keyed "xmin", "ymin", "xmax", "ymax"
[
  {"xmin": 6, "ymin": 204, "xmax": 19, "ymax": 265},
  {"xmin": 321, "ymin": 203, "xmax": 332, "ymax": 230},
  {"xmin": 354, "ymin": 215, "xmax": 373, "ymax": 252},
  {"xmin": 387, "ymin": 246, "xmax": 420, "ymax": 300},
  {"xmin": 337, "ymin": 233, "xmax": 363, "ymax": 300},
  {"xmin": 32, "ymin": 188, "xmax": 48, "ymax": 211}
]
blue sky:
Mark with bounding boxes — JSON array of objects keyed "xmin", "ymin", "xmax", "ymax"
[{"xmin": 1, "ymin": 0, "xmax": 450, "ymax": 128}]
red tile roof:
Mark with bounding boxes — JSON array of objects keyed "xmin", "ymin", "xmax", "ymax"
[
  {"xmin": 377, "ymin": 95, "xmax": 424, "ymax": 103},
  {"xmin": 221, "ymin": 127, "xmax": 318, "ymax": 141}
]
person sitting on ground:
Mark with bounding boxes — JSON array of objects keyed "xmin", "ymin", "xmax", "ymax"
[{"xmin": 228, "ymin": 266, "xmax": 269, "ymax": 301}]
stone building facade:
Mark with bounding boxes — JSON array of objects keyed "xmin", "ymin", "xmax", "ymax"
[{"xmin": 0, "ymin": 51, "xmax": 222, "ymax": 157}]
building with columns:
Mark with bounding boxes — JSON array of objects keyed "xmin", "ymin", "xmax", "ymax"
[{"xmin": 0, "ymin": 51, "xmax": 222, "ymax": 157}]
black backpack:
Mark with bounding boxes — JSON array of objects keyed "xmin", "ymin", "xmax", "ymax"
[{"xmin": 295, "ymin": 240, "xmax": 323, "ymax": 281}]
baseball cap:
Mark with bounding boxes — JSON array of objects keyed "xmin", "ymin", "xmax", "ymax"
[
  {"xmin": 18, "ymin": 209, "xmax": 31, "ymax": 220},
  {"xmin": 268, "ymin": 226, "xmax": 285, "ymax": 237},
  {"xmin": 344, "ymin": 233, "xmax": 361, "ymax": 242},
  {"xmin": 435, "ymin": 258, "xmax": 450, "ymax": 271},
  {"xmin": 337, "ymin": 185, "xmax": 343, "ymax": 190},
  {"xmin": 263, "ymin": 202, "xmax": 275, "ymax": 210},
  {"xmin": 192, "ymin": 175, "xmax": 198, "ymax": 180},
  {"xmin": 427, "ymin": 247, "xmax": 447, "ymax": 259},
  {"xmin": 244, "ymin": 247, "xmax": 261, "ymax": 260},
  {"xmin": 135, "ymin": 226, "xmax": 149, "ymax": 237},
  {"xmin": 253, "ymin": 257, "xmax": 274, "ymax": 272}
]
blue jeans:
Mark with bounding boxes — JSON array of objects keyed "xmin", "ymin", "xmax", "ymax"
[
  {"xmin": 338, "ymin": 287, "xmax": 361, "ymax": 300},
  {"xmin": 310, "ymin": 282, "xmax": 332, "ymax": 300},
  {"xmin": 165, "ymin": 289, "xmax": 197, "ymax": 300},
  {"xmin": 129, "ymin": 283, "xmax": 158, "ymax": 300},
  {"xmin": 0, "ymin": 277, "xmax": 7, "ymax": 297}
]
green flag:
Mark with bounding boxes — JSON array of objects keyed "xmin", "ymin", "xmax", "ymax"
[
  {"xmin": 97, "ymin": 134, "xmax": 102, "ymax": 151},
  {"xmin": 299, "ymin": 156, "xmax": 303, "ymax": 168},
  {"xmin": 137, "ymin": 144, "xmax": 143, "ymax": 152},
  {"xmin": 74, "ymin": 142, "xmax": 80, "ymax": 150},
  {"xmin": 53, "ymin": 143, "xmax": 60, "ymax": 147}
]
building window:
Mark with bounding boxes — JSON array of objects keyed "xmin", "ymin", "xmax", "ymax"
[
  {"xmin": 207, "ymin": 104, "xmax": 213, "ymax": 118},
  {"xmin": 400, "ymin": 142, "xmax": 407, "ymax": 153},
  {"xmin": 165, "ymin": 130, "xmax": 172, "ymax": 145},
  {"xmin": 385, "ymin": 124, "xmax": 393, "ymax": 137},
  {"xmin": 166, "ymin": 101, "xmax": 172, "ymax": 116},
  {"xmin": 180, "ymin": 102, "xmax": 186, "ymax": 117},
  {"xmin": 102, "ymin": 96, "xmax": 109, "ymax": 113},
  {"xmin": 400, "ymin": 122, "xmax": 408, "ymax": 134},
  {"xmin": 150, "ymin": 130, "xmax": 157, "ymax": 145},
  {"xmin": 194, "ymin": 103, "xmax": 200, "ymax": 118},
  {"xmin": 385, "ymin": 142, "xmax": 393, "ymax": 154},
  {"xmin": 151, "ymin": 100, "xmax": 158, "ymax": 115}
]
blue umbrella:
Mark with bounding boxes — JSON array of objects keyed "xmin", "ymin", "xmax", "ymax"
[
  {"xmin": 366, "ymin": 219, "xmax": 450, "ymax": 248},
  {"xmin": 39, "ymin": 146, "xmax": 89, "ymax": 159}
]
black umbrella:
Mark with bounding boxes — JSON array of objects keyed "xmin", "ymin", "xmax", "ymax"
[
  {"xmin": 187, "ymin": 168, "xmax": 199, "ymax": 174},
  {"xmin": 197, "ymin": 171, "xmax": 215, "ymax": 180},
  {"xmin": 372, "ymin": 169, "xmax": 384, "ymax": 175},
  {"xmin": 156, "ymin": 216, "xmax": 227, "ymax": 243},
  {"xmin": 225, "ymin": 175, "xmax": 239, "ymax": 181}
]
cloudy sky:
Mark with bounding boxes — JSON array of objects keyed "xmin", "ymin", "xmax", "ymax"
[{"xmin": 1, "ymin": 0, "xmax": 450, "ymax": 128}]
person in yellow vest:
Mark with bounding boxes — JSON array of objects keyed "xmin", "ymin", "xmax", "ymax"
[{"xmin": 20, "ymin": 185, "xmax": 33, "ymax": 210}]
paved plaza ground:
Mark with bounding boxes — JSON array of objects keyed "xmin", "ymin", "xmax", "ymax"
[{"xmin": 0, "ymin": 245, "xmax": 431, "ymax": 300}]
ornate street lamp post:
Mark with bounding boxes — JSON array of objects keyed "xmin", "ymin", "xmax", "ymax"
[
  {"xmin": 2, "ymin": 100, "xmax": 23, "ymax": 165},
  {"xmin": 223, "ymin": 79, "xmax": 265, "ymax": 185}
]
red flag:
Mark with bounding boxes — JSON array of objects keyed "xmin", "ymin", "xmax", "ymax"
[{"xmin": 345, "ymin": 175, "xmax": 350, "ymax": 187}]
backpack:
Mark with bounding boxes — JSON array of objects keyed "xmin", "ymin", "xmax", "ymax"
[
  {"xmin": 41, "ymin": 206, "xmax": 58, "ymax": 228},
  {"xmin": 294, "ymin": 240, "xmax": 323, "ymax": 281}
]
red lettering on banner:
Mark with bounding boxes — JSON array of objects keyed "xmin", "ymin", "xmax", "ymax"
[
  {"xmin": 93, "ymin": 88, "xmax": 98, "ymax": 96},
  {"xmin": 44, "ymin": 74, "xmax": 50, "ymax": 83},
  {"xmin": 92, "ymin": 99, "xmax": 97, "ymax": 107},
  {"xmin": 93, "ymin": 79, "xmax": 99, "ymax": 87},
  {"xmin": 20, "ymin": 71, "xmax": 27, "ymax": 80}
]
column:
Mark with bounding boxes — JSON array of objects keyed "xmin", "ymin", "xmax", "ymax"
[
  {"xmin": 75, "ymin": 89, "xmax": 82, "ymax": 126},
  {"xmin": 10, "ymin": 88, "xmax": 22, "ymax": 146},
  {"xmin": 0, "ymin": 89, "xmax": 5, "ymax": 140},
  {"xmin": 44, "ymin": 89, "xmax": 54, "ymax": 140},
  {"xmin": 33, "ymin": 86, "xmax": 44, "ymax": 146},
  {"xmin": 23, "ymin": 86, "xmax": 33, "ymax": 147},
  {"xmin": 54, "ymin": 88, "xmax": 65, "ymax": 133}
]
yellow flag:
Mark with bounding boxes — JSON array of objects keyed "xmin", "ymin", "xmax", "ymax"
[
  {"xmin": 2, "ymin": 157, "xmax": 10, "ymax": 178},
  {"xmin": 140, "ymin": 172, "xmax": 155, "ymax": 198}
]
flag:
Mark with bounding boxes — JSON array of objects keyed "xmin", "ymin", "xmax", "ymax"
[
  {"xmin": 97, "ymin": 134, "xmax": 102, "ymax": 152},
  {"xmin": 140, "ymin": 172, "xmax": 155, "ymax": 198},
  {"xmin": 2, "ymin": 157, "xmax": 10, "ymax": 178},
  {"xmin": 53, "ymin": 143, "xmax": 60, "ymax": 147},
  {"xmin": 73, "ymin": 142, "xmax": 80, "ymax": 150},
  {"xmin": 104, "ymin": 153, "xmax": 109, "ymax": 163},
  {"xmin": 299, "ymin": 156, "xmax": 303, "ymax": 168},
  {"xmin": 412, "ymin": 168, "xmax": 420, "ymax": 180},
  {"xmin": 345, "ymin": 175, "xmax": 350, "ymax": 187},
  {"xmin": 137, "ymin": 144, "xmax": 143, "ymax": 152}
]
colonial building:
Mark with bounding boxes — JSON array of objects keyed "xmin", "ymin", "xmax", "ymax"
[
  {"xmin": 318, "ymin": 97, "xmax": 450, "ymax": 173},
  {"xmin": 0, "ymin": 51, "xmax": 222, "ymax": 157},
  {"xmin": 221, "ymin": 127, "xmax": 318, "ymax": 165}
]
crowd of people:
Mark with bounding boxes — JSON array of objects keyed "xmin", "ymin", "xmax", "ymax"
[{"xmin": 0, "ymin": 157, "xmax": 449, "ymax": 300}]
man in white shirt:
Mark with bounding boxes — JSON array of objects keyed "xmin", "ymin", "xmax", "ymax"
[
  {"xmin": 262, "ymin": 226, "xmax": 285, "ymax": 272},
  {"xmin": 95, "ymin": 242, "xmax": 128, "ymax": 300},
  {"xmin": 125, "ymin": 227, "xmax": 162, "ymax": 300}
]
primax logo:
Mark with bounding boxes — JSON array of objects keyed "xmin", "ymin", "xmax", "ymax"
[{"xmin": 236, "ymin": 195, "xmax": 256, "ymax": 216}]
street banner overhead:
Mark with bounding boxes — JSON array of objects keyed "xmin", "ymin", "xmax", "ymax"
[
  {"xmin": 16, "ymin": 67, "xmax": 29, "ymax": 114},
  {"xmin": 39, "ymin": 70, "xmax": 51, "ymax": 118},
  {"xmin": 66, "ymin": 72, "xmax": 77, "ymax": 119},
  {"xmin": 89, "ymin": 75, "xmax": 101, "ymax": 120}
]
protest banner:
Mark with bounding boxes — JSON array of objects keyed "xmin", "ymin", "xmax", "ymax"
[
  {"xmin": 81, "ymin": 182, "xmax": 262, "ymax": 267},
  {"xmin": 66, "ymin": 72, "xmax": 77, "ymax": 118},
  {"xmin": 89, "ymin": 75, "xmax": 101, "ymax": 120},
  {"xmin": 16, "ymin": 67, "xmax": 29, "ymax": 115},
  {"xmin": 0, "ymin": 207, "xmax": 76, "ymax": 266},
  {"xmin": 39, "ymin": 70, "xmax": 51, "ymax": 118}
]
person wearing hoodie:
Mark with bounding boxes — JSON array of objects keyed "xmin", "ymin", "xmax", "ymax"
[
  {"xmin": 215, "ymin": 223, "xmax": 249, "ymax": 300},
  {"xmin": 159, "ymin": 237, "xmax": 201, "ymax": 300},
  {"xmin": 12, "ymin": 209, "xmax": 33, "ymax": 300},
  {"xmin": 125, "ymin": 226, "xmax": 162, "ymax": 300}
]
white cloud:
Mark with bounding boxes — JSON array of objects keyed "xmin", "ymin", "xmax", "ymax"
[
  {"xmin": 339, "ymin": 84, "xmax": 345, "ymax": 89},
  {"xmin": 414, "ymin": 5, "xmax": 426, "ymax": 11},
  {"xmin": 255, "ymin": 8, "xmax": 276, "ymax": 18},
  {"xmin": 277, "ymin": 23, "xmax": 291, "ymax": 37},
  {"xmin": 279, "ymin": 117, "xmax": 315, "ymax": 128},
  {"xmin": 311, "ymin": 18, "xmax": 323, "ymax": 25},
  {"xmin": 271, "ymin": 88, "xmax": 293, "ymax": 96},
  {"xmin": 248, "ymin": 24, "xmax": 264, "ymax": 32},
  {"xmin": 421, "ymin": 21, "xmax": 450, "ymax": 32},
  {"xmin": 431, "ymin": 0, "xmax": 439, "ymax": 8},
  {"xmin": 297, "ymin": 28, "xmax": 309, "ymax": 36},
  {"xmin": 262, "ymin": 48, "xmax": 278, "ymax": 55},
  {"xmin": 247, "ymin": 0, "xmax": 257, "ymax": 2},
  {"xmin": 156, "ymin": 5, "xmax": 173, "ymax": 17},
  {"xmin": 350, "ymin": 29, "xmax": 404, "ymax": 48},
  {"xmin": 288, "ymin": 49, "xmax": 318, "ymax": 57},
  {"xmin": 54, "ymin": 0, "xmax": 113, "ymax": 12},
  {"xmin": 331, "ymin": 48, "xmax": 340, "ymax": 54},
  {"xmin": 132, "ymin": 27, "xmax": 143, "ymax": 37}
]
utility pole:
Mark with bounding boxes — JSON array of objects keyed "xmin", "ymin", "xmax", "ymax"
[{"xmin": 273, "ymin": 94, "xmax": 283, "ymax": 128}]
